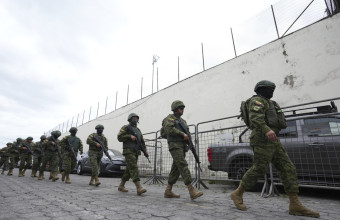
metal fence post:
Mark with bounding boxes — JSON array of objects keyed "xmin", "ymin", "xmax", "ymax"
[
  {"xmin": 127, "ymin": 84, "xmax": 129, "ymax": 105},
  {"xmin": 201, "ymin": 43, "xmax": 205, "ymax": 71},
  {"xmin": 82, "ymin": 110, "xmax": 85, "ymax": 125},
  {"xmin": 105, "ymin": 96, "xmax": 108, "ymax": 115},
  {"xmin": 230, "ymin": 28, "xmax": 237, "ymax": 57},
  {"xmin": 89, "ymin": 106, "xmax": 92, "ymax": 121},
  {"xmin": 96, "ymin": 102, "xmax": 99, "ymax": 118},
  {"xmin": 271, "ymin": 5, "xmax": 280, "ymax": 39},
  {"xmin": 115, "ymin": 91, "xmax": 118, "ymax": 110},
  {"xmin": 76, "ymin": 113, "xmax": 79, "ymax": 127},
  {"xmin": 71, "ymin": 116, "xmax": 74, "ymax": 128}
]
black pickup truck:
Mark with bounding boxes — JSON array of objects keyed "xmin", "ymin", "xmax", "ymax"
[{"xmin": 207, "ymin": 102, "xmax": 340, "ymax": 187}]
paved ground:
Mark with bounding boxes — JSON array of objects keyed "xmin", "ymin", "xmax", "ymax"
[{"xmin": 0, "ymin": 169, "xmax": 339, "ymax": 220}]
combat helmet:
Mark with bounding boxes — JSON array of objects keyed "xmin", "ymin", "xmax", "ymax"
[
  {"xmin": 26, "ymin": 137, "xmax": 33, "ymax": 141},
  {"xmin": 16, "ymin": 138, "xmax": 23, "ymax": 142},
  {"xmin": 52, "ymin": 130, "xmax": 61, "ymax": 138},
  {"xmin": 128, "ymin": 113, "xmax": 139, "ymax": 122},
  {"xmin": 40, "ymin": 135, "xmax": 46, "ymax": 140},
  {"xmin": 6, "ymin": 142, "xmax": 12, "ymax": 146},
  {"xmin": 69, "ymin": 127, "xmax": 78, "ymax": 132},
  {"xmin": 254, "ymin": 80, "xmax": 276, "ymax": 92},
  {"xmin": 171, "ymin": 100, "xmax": 185, "ymax": 111},
  {"xmin": 95, "ymin": 124, "xmax": 104, "ymax": 129}
]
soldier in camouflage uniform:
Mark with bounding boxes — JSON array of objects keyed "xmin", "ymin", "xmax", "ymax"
[
  {"xmin": 31, "ymin": 135, "xmax": 46, "ymax": 177},
  {"xmin": 18, "ymin": 137, "xmax": 34, "ymax": 177},
  {"xmin": 230, "ymin": 80, "xmax": 320, "ymax": 218},
  {"xmin": 7, "ymin": 138, "xmax": 22, "ymax": 176},
  {"xmin": 0, "ymin": 143, "xmax": 11, "ymax": 174},
  {"xmin": 86, "ymin": 124, "xmax": 108, "ymax": 186},
  {"xmin": 162, "ymin": 100, "xmax": 203, "ymax": 200},
  {"xmin": 38, "ymin": 131, "xmax": 62, "ymax": 181},
  {"xmin": 59, "ymin": 127, "xmax": 83, "ymax": 184},
  {"xmin": 117, "ymin": 113, "xmax": 148, "ymax": 195}
]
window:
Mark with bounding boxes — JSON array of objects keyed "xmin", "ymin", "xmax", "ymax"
[
  {"xmin": 278, "ymin": 120, "xmax": 297, "ymax": 138},
  {"xmin": 304, "ymin": 117, "xmax": 340, "ymax": 136}
]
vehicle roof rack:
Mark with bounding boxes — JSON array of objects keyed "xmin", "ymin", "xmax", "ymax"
[{"xmin": 284, "ymin": 101, "xmax": 338, "ymax": 118}]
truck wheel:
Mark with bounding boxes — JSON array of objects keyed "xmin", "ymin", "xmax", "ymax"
[
  {"xmin": 77, "ymin": 163, "xmax": 84, "ymax": 175},
  {"xmin": 230, "ymin": 159, "xmax": 252, "ymax": 180}
]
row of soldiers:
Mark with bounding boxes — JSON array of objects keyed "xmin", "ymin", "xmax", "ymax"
[
  {"xmin": 0, "ymin": 80, "xmax": 321, "ymax": 218},
  {"xmin": 0, "ymin": 127, "xmax": 83, "ymax": 184}
]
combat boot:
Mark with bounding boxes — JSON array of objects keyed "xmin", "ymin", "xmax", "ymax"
[
  {"xmin": 65, "ymin": 174, "xmax": 71, "ymax": 184},
  {"xmin": 94, "ymin": 176, "xmax": 101, "ymax": 186},
  {"xmin": 7, "ymin": 169, "xmax": 13, "ymax": 176},
  {"xmin": 89, "ymin": 176, "xmax": 96, "ymax": 186},
  {"xmin": 61, "ymin": 172, "xmax": 65, "ymax": 181},
  {"xmin": 230, "ymin": 184, "xmax": 247, "ymax": 211},
  {"xmin": 288, "ymin": 193, "xmax": 320, "ymax": 218},
  {"xmin": 164, "ymin": 184, "xmax": 180, "ymax": 198},
  {"xmin": 22, "ymin": 169, "xmax": 26, "ymax": 176},
  {"xmin": 18, "ymin": 170, "xmax": 23, "ymax": 177},
  {"xmin": 1, "ymin": 169, "xmax": 5, "ymax": 174},
  {"xmin": 49, "ymin": 173, "xmax": 53, "ymax": 180},
  {"xmin": 134, "ymin": 181, "xmax": 146, "ymax": 195},
  {"xmin": 187, "ymin": 184, "xmax": 203, "ymax": 200},
  {"xmin": 53, "ymin": 172, "xmax": 59, "ymax": 181},
  {"xmin": 118, "ymin": 180, "xmax": 128, "ymax": 192},
  {"xmin": 38, "ymin": 171, "xmax": 44, "ymax": 180}
]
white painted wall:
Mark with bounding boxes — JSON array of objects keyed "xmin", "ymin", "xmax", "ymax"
[{"xmin": 65, "ymin": 14, "xmax": 340, "ymax": 152}]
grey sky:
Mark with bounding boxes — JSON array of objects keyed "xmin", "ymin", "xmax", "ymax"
[{"xmin": 0, "ymin": 0, "xmax": 327, "ymax": 145}]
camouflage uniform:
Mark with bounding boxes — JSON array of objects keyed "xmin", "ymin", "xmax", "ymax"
[
  {"xmin": 18, "ymin": 139, "xmax": 34, "ymax": 176},
  {"xmin": 59, "ymin": 135, "xmax": 83, "ymax": 176},
  {"xmin": 7, "ymin": 140, "xmax": 21, "ymax": 175},
  {"xmin": 31, "ymin": 136, "xmax": 46, "ymax": 177},
  {"xmin": 240, "ymin": 95, "xmax": 298, "ymax": 193},
  {"xmin": 118, "ymin": 124, "xmax": 145, "ymax": 183},
  {"xmin": 86, "ymin": 133, "xmax": 107, "ymax": 177},
  {"xmin": 0, "ymin": 145, "xmax": 10, "ymax": 174},
  {"xmin": 164, "ymin": 114, "xmax": 193, "ymax": 185},
  {"xmin": 231, "ymin": 80, "xmax": 319, "ymax": 218},
  {"xmin": 39, "ymin": 132, "xmax": 61, "ymax": 181}
]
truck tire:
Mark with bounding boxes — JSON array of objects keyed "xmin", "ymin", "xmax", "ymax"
[{"xmin": 229, "ymin": 159, "xmax": 252, "ymax": 180}]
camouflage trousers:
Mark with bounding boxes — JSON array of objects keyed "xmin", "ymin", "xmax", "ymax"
[
  {"xmin": 62, "ymin": 153, "xmax": 77, "ymax": 175},
  {"xmin": 19, "ymin": 154, "xmax": 32, "ymax": 171},
  {"xmin": 32, "ymin": 154, "xmax": 43, "ymax": 172},
  {"xmin": 122, "ymin": 153, "xmax": 140, "ymax": 182},
  {"xmin": 168, "ymin": 142, "xmax": 192, "ymax": 185},
  {"xmin": 40, "ymin": 152, "xmax": 59, "ymax": 173},
  {"xmin": 8, "ymin": 155, "xmax": 19, "ymax": 169},
  {"xmin": 241, "ymin": 141, "xmax": 299, "ymax": 193},
  {"xmin": 0, "ymin": 157, "xmax": 9, "ymax": 170},
  {"xmin": 89, "ymin": 150, "xmax": 102, "ymax": 177}
]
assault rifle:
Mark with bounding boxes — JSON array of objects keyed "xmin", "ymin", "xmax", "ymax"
[
  {"xmin": 66, "ymin": 138, "xmax": 77, "ymax": 162},
  {"xmin": 178, "ymin": 121, "xmax": 203, "ymax": 172},
  {"xmin": 126, "ymin": 125, "xmax": 151, "ymax": 163},
  {"xmin": 92, "ymin": 136, "xmax": 113, "ymax": 163},
  {"xmin": 22, "ymin": 142, "xmax": 33, "ymax": 155},
  {"xmin": 50, "ymin": 136, "xmax": 62, "ymax": 160},
  {"xmin": 38, "ymin": 142, "xmax": 44, "ymax": 156}
]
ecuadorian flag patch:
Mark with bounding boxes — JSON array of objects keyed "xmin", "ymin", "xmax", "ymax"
[{"xmin": 254, "ymin": 101, "xmax": 263, "ymax": 107}]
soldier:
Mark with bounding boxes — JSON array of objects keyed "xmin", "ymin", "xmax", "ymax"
[
  {"xmin": 38, "ymin": 131, "xmax": 62, "ymax": 181},
  {"xmin": 162, "ymin": 100, "xmax": 203, "ymax": 200},
  {"xmin": 18, "ymin": 137, "xmax": 34, "ymax": 177},
  {"xmin": 0, "ymin": 143, "xmax": 11, "ymax": 174},
  {"xmin": 7, "ymin": 138, "xmax": 22, "ymax": 176},
  {"xmin": 31, "ymin": 135, "xmax": 46, "ymax": 177},
  {"xmin": 230, "ymin": 80, "xmax": 320, "ymax": 218},
  {"xmin": 86, "ymin": 124, "xmax": 108, "ymax": 186},
  {"xmin": 59, "ymin": 127, "xmax": 83, "ymax": 184},
  {"xmin": 117, "ymin": 113, "xmax": 148, "ymax": 195}
]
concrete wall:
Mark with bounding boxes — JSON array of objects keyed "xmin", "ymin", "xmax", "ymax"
[{"xmin": 67, "ymin": 14, "xmax": 340, "ymax": 152}]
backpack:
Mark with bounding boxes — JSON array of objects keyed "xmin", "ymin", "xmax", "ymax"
[
  {"xmin": 160, "ymin": 117, "xmax": 167, "ymax": 139},
  {"xmin": 239, "ymin": 99, "xmax": 251, "ymax": 128}
]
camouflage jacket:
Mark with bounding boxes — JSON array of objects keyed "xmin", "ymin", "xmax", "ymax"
[
  {"xmin": 19, "ymin": 141, "xmax": 34, "ymax": 155},
  {"xmin": 0, "ymin": 147, "xmax": 8, "ymax": 157},
  {"xmin": 59, "ymin": 135, "xmax": 83, "ymax": 155},
  {"xmin": 32, "ymin": 141, "xmax": 44, "ymax": 154},
  {"xmin": 163, "ymin": 114, "xmax": 189, "ymax": 143},
  {"xmin": 117, "ymin": 124, "xmax": 146, "ymax": 156},
  {"xmin": 7, "ymin": 142, "xmax": 20, "ymax": 156},
  {"xmin": 248, "ymin": 95, "xmax": 287, "ymax": 141},
  {"xmin": 87, "ymin": 133, "xmax": 108, "ymax": 152},
  {"xmin": 42, "ymin": 137, "xmax": 60, "ymax": 153}
]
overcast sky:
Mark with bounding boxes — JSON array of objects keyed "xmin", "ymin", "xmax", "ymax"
[{"xmin": 0, "ymin": 0, "xmax": 327, "ymax": 145}]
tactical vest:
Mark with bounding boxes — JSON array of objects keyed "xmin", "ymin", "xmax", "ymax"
[
  {"xmin": 265, "ymin": 100, "xmax": 287, "ymax": 130},
  {"xmin": 123, "ymin": 125, "xmax": 142, "ymax": 151},
  {"xmin": 67, "ymin": 136, "xmax": 81, "ymax": 152},
  {"xmin": 167, "ymin": 117, "xmax": 186, "ymax": 142},
  {"xmin": 89, "ymin": 134, "xmax": 105, "ymax": 151}
]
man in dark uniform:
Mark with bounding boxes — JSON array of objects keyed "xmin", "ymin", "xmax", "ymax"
[
  {"xmin": 86, "ymin": 124, "xmax": 108, "ymax": 186},
  {"xmin": 162, "ymin": 100, "xmax": 203, "ymax": 200},
  {"xmin": 230, "ymin": 80, "xmax": 320, "ymax": 218},
  {"xmin": 117, "ymin": 113, "xmax": 148, "ymax": 195},
  {"xmin": 59, "ymin": 127, "xmax": 83, "ymax": 184}
]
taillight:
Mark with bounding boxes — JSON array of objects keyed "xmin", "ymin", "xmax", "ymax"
[{"xmin": 207, "ymin": 148, "xmax": 212, "ymax": 162}]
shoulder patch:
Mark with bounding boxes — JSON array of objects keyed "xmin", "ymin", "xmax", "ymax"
[
  {"xmin": 254, "ymin": 101, "xmax": 264, "ymax": 107},
  {"xmin": 253, "ymin": 106, "xmax": 261, "ymax": 111}
]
